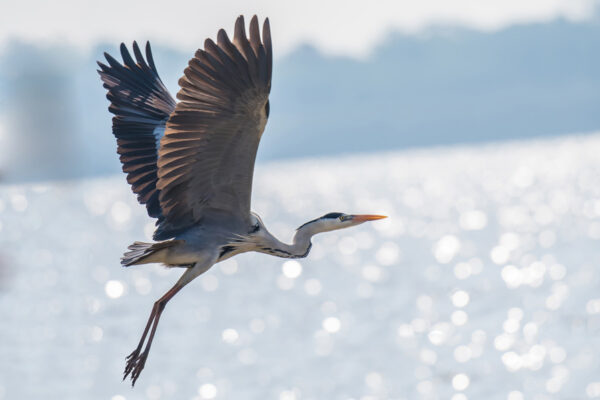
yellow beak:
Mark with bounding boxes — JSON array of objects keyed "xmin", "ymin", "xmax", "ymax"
[{"xmin": 351, "ymin": 214, "xmax": 388, "ymax": 222}]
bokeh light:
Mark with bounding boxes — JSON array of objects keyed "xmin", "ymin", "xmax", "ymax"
[{"xmin": 3, "ymin": 131, "xmax": 600, "ymax": 398}]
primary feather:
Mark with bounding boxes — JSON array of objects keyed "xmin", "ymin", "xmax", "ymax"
[{"xmin": 97, "ymin": 41, "xmax": 176, "ymax": 220}]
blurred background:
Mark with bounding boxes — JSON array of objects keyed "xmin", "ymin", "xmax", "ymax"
[{"xmin": 1, "ymin": 1, "xmax": 600, "ymax": 399}]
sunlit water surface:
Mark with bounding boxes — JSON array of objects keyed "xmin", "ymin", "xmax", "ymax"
[{"xmin": 1, "ymin": 135, "xmax": 600, "ymax": 399}]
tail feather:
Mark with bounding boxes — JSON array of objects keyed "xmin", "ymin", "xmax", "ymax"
[{"xmin": 121, "ymin": 240, "xmax": 182, "ymax": 266}]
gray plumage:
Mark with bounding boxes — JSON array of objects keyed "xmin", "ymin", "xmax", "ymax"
[
  {"xmin": 98, "ymin": 15, "xmax": 385, "ymax": 387},
  {"xmin": 156, "ymin": 16, "xmax": 272, "ymax": 240}
]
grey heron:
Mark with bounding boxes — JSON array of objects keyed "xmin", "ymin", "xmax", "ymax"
[{"xmin": 98, "ymin": 15, "xmax": 386, "ymax": 386}]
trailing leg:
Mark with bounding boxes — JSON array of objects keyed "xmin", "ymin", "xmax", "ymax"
[
  {"xmin": 123, "ymin": 284, "xmax": 182, "ymax": 384},
  {"xmin": 122, "ymin": 261, "xmax": 214, "ymax": 386}
]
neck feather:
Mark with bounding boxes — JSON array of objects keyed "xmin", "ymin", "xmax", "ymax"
[{"xmin": 259, "ymin": 223, "xmax": 316, "ymax": 259}]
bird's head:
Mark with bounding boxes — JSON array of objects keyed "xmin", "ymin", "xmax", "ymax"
[{"xmin": 297, "ymin": 212, "xmax": 387, "ymax": 235}]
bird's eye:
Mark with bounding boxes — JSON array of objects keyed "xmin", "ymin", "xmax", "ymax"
[{"xmin": 339, "ymin": 215, "xmax": 346, "ymax": 222}]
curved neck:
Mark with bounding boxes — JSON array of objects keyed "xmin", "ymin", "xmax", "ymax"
[
  {"xmin": 261, "ymin": 224, "xmax": 315, "ymax": 259},
  {"xmin": 291, "ymin": 226, "xmax": 314, "ymax": 257}
]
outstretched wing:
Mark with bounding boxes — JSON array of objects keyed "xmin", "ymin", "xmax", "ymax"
[
  {"xmin": 98, "ymin": 42, "xmax": 176, "ymax": 219},
  {"xmin": 154, "ymin": 15, "xmax": 272, "ymax": 240}
]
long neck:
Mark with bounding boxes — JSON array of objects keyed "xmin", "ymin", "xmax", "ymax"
[{"xmin": 263, "ymin": 224, "xmax": 315, "ymax": 259}]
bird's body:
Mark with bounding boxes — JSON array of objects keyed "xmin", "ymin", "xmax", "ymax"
[
  {"xmin": 98, "ymin": 15, "xmax": 385, "ymax": 386},
  {"xmin": 125, "ymin": 212, "xmax": 314, "ymax": 267}
]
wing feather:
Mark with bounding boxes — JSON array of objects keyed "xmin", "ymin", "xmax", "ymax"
[
  {"xmin": 154, "ymin": 15, "xmax": 272, "ymax": 240},
  {"xmin": 97, "ymin": 41, "xmax": 176, "ymax": 219}
]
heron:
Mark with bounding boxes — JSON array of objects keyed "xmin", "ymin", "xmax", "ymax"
[{"xmin": 98, "ymin": 15, "xmax": 386, "ymax": 386}]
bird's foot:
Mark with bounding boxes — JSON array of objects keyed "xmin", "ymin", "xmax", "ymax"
[
  {"xmin": 122, "ymin": 348, "xmax": 139, "ymax": 379},
  {"xmin": 123, "ymin": 348, "xmax": 148, "ymax": 386}
]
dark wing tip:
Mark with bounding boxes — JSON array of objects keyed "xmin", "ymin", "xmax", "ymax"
[
  {"xmin": 204, "ymin": 37, "xmax": 215, "ymax": 49},
  {"xmin": 249, "ymin": 15, "xmax": 261, "ymax": 45},
  {"xmin": 103, "ymin": 51, "xmax": 121, "ymax": 68},
  {"xmin": 263, "ymin": 17, "xmax": 271, "ymax": 39},
  {"xmin": 217, "ymin": 28, "xmax": 230, "ymax": 46},
  {"xmin": 262, "ymin": 17, "xmax": 271, "ymax": 42},
  {"xmin": 118, "ymin": 42, "xmax": 128, "ymax": 57},
  {"xmin": 234, "ymin": 15, "xmax": 247, "ymax": 42},
  {"xmin": 132, "ymin": 41, "xmax": 146, "ymax": 67},
  {"xmin": 145, "ymin": 41, "xmax": 158, "ymax": 72},
  {"xmin": 132, "ymin": 41, "xmax": 141, "ymax": 58},
  {"xmin": 262, "ymin": 18, "xmax": 272, "ymax": 83},
  {"xmin": 119, "ymin": 43, "xmax": 136, "ymax": 67}
]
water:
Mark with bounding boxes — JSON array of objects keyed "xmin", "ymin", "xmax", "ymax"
[{"xmin": 1, "ymin": 134, "xmax": 600, "ymax": 399}]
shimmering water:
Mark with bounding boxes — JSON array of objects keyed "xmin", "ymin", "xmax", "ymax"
[{"xmin": 1, "ymin": 134, "xmax": 600, "ymax": 400}]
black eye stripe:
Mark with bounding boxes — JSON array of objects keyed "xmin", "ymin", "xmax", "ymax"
[
  {"xmin": 297, "ymin": 212, "xmax": 345, "ymax": 230},
  {"xmin": 322, "ymin": 212, "xmax": 343, "ymax": 219}
]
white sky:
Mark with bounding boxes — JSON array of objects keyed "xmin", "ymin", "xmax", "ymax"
[{"xmin": 1, "ymin": 0, "xmax": 599, "ymax": 58}]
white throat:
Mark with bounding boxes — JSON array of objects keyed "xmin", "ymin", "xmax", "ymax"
[{"xmin": 226, "ymin": 217, "xmax": 342, "ymax": 260}]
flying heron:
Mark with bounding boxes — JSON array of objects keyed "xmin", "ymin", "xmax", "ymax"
[{"xmin": 98, "ymin": 15, "xmax": 386, "ymax": 386}]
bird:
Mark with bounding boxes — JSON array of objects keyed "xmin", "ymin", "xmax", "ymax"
[{"xmin": 97, "ymin": 15, "xmax": 386, "ymax": 386}]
